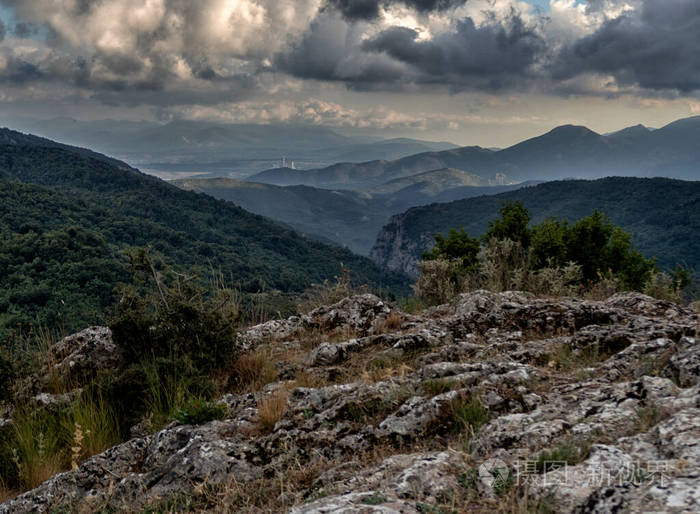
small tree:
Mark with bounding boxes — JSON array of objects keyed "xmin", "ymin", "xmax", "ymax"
[
  {"xmin": 563, "ymin": 211, "xmax": 654, "ymax": 289},
  {"xmin": 422, "ymin": 227, "xmax": 480, "ymax": 271},
  {"xmin": 483, "ymin": 201, "xmax": 532, "ymax": 248}
]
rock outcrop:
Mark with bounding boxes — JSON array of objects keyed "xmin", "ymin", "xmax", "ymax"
[
  {"xmin": 14, "ymin": 326, "xmax": 119, "ymax": 403},
  {"xmin": 370, "ymin": 213, "xmax": 433, "ymax": 276},
  {"xmin": 2, "ymin": 292, "xmax": 699, "ymax": 513}
]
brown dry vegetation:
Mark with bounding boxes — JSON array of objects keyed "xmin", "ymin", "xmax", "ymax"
[
  {"xmin": 220, "ymin": 351, "xmax": 278, "ymax": 394},
  {"xmin": 257, "ymin": 389, "xmax": 289, "ymax": 432}
]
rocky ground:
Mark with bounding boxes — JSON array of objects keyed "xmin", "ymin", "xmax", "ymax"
[{"xmin": 1, "ymin": 291, "xmax": 699, "ymax": 513}]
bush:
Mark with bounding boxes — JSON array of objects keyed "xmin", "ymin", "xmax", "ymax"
[
  {"xmin": 423, "ymin": 227, "xmax": 480, "ymax": 270},
  {"xmin": 484, "ymin": 201, "xmax": 531, "ymax": 247},
  {"xmin": 416, "ymin": 205, "xmax": 658, "ymax": 302},
  {"xmin": 644, "ymin": 272, "xmax": 683, "ymax": 303},
  {"xmin": 175, "ymin": 398, "xmax": 227, "ymax": 426},
  {"xmin": 476, "ymin": 238, "xmax": 529, "ymax": 293},
  {"xmin": 413, "ymin": 259, "xmax": 464, "ymax": 305},
  {"xmin": 110, "ymin": 250, "xmax": 240, "ymax": 374}
]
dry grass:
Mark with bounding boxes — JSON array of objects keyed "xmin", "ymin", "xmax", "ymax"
[
  {"xmin": 222, "ymin": 351, "xmax": 278, "ymax": 394},
  {"xmin": 257, "ymin": 389, "xmax": 289, "ymax": 432},
  {"xmin": 583, "ymin": 272, "xmax": 622, "ymax": 301},
  {"xmin": 361, "ymin": 360, "xmax": 414, "ymax": 384},
  {"xmin": 291, "ymin": 325, "xmax": 360, "ymax": 350},
  {"xmin": 375, "ymin": 312, "xmax": 403, "ymax": 334},
  {"xmin": 0, "ymin": 479, "xmax": 18, "ymax": 504},
  {"xmin": 292, "ymin": 370, "xmax": 328, "ymax": 389},
  {"xmin": 67, "ymin": 392, "xmax": 120, "ymax": 463},
  {"xmin": 152, "ymin": 451, "xmax": 337, "ymax": 513},
  {"xmin": 337, "ymin": 350, "xmax": 404, "ymax": 384}
]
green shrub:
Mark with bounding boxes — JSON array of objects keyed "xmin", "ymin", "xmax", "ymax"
[
  {"xmin": 423, "ymin": 227, "xmax": 480, "ymax": 270},
  {"xmin": 644, "ymin": 271, "xmax": 686, "ymax": 303},
  {"xmin": 476, "ymin": 238, "xmax": 529, "ymax": 293},
  {"xmin": 421, "ymin": 379, "xmax": 457, "ymax": 396},
  {"xmin": 175, "ymin": 398, "xmax": 227, "ymax": 426},
  {"xmin": 484, "ymin": 201, "xmax": 532, "ymax": 247},
  {"xmin": 413, "ymin": 259, "xmax": 464, "ymax": 305},
  {"xmin": 110, "ymin": 250, "xmax": 240, "ymax": 375},
  {"xmin": 103, "ymin": 251, "xmax": 240, "ymax": 434},
  {"xmin": 361, "ymin": 493, "xmax": 388, "ymax": 505},
  {"xmin": 534, "ymin": 440, "xmax": 590, "ymax": 473},
  {"xmin": 417, "ymin": 205, "xmax": 657, "ymax": 301},
  {"xmin": 449, "ymin": 394, "xmax": 490, "ymax": 436}
]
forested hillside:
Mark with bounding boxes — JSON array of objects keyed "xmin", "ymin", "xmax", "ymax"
[
  {"xmin": 174, "ymin": 176, "xmax": 529, "ymax": 255},
  {"xmin": 371, "ymin": 177, "xmax": 700, "ymax": 275},
  {"xmin": 0, "ymin": 130, "xmax": 409, "ymax": 338}
]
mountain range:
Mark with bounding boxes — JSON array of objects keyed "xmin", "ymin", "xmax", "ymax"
[
  {"xmin": 1, "ymin": 118, "xmax": 457, "ymax": 177},
  {"xmin": 250, "ymin": 116, "xmax": 700, "ymax": 189},
  {"xmin": 370, "ymin": 177, "xmax": 700, "ymax": 276},
  {"xmin": 173, "ymin": 173, "xmax": 532, "ymax": 255}
]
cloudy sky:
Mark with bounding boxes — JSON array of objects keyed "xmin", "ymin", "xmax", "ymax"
[{"xmin": 0, "ymin": 0, "xmax": 699, "ymax": 146}]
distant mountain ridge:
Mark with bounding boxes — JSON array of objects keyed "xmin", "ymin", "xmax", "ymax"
[
  {"xmin": 2, "ymin": 118, "xmax": 457, "ymax": 176},
  {"xmin": 368, "ymin": 168, "xmax": 490, "ymax": 195},
  {"xmin": 250, "ymin": 116, "xmax": 700, "ymax": 188},
  {"xmin": 370, "ymin": 177, "xmax": 700, "ymax": 276},
  {"xmin": 173, "ymin": 175, "xmax": 532, "ymax": 255}
]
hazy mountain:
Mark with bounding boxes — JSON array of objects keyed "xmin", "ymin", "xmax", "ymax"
[
  {"xmin": 174, "ymin": 178, "xmax": 387, "ymax": 255},
  {"xmin": 370, "ymin": 177, "xmax": 700, "ymax": 276},
  {"xmin": 249, "ymin": 147, "xmax": 500, "ymax": 189},
  {"xmin": 250, "ymin": 116, "xmax": 700, "ymax": 188},
  {"xmin": 174, "ymin": 175, "xmax": 533, "ymax": 255},
  {"xmin": 369, "ymin": 168, "xmax": 489, "ymax": 195},
  {"xmin": 2, "ymin": 117, "xmax": 457, "ymax": 176},
  {"xmin": 0, "ymin": 128, "xmax": 410, "ymax": 336}
]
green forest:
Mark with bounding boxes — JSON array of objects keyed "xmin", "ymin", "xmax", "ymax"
[
  {"xmin": 391, "ymin": 177, "xmax": 700, "ymax": 273},
  {"xmin": 0, "ymin": 136, "xmax": 409, "ymax": 340}
]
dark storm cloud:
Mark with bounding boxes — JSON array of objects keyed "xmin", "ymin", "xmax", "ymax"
[
  {"xmin": 274, "ymin": 14, "xmax": 409, "ymax": 87},
  {"xmin": 0, "ymin": 55, "xmax": 44, "ymax": 84},
  {"xmin": 13, "ymin": 22, "xmax": 39, "ymax": 38},
  {"xmin": 0, "ymin": 18, "xmax": 5, "ymax": 42},
  {"xmin": 364, "ymin": 15, "xmax": 543, "ymax": 87},
  {"xmin": 554, "ymin": 0, "xmax": 700, "ymax": 92},
  {"xmin": 279, "ymin": 11, "xmax": 544, "ymax": 91},
  {"xmin": 2, "ymin": 0, "xmax": 700, "ymax": 106},
  {"xmin": 326, "ymin": 0, "xmax": 467, "ymax": 21}
]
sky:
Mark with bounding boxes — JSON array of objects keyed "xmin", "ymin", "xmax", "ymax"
[{"xmin": 1, "ymin": 0, "xmax": 699, "ymax": 147}]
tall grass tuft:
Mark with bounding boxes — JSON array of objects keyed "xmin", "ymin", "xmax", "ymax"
[
  {"xmin": 10, "ymin": 406, "xmax": 66, "ymax": 490},
  {"xmin": 258, "ymin": 389, "xmax": 288, "ymax": 432},
  {"xmin": 65, "ymin": 391, "xmax": 120, "ymax": 463}
]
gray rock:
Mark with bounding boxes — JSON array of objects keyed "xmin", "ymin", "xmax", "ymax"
[
  {"xmin": 4, "ymin": 291, "xmax": 699, "ymax": 513},
  {"xmin": 16, "ymin": 326, "xmax": 118, "ymax": 398}
]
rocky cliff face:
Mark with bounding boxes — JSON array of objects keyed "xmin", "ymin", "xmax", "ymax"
[
  {"xmin": 2, "ymin": 292, "xmax": 699, "ymax": 513},
  {"xmin": 370, "ymin": 213, "xmax": 432, "ymax": 276}
]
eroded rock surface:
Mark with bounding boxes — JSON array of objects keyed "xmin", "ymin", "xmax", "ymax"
[
  {"xmin": 2, "ymin": 292, "xmax": 699, "ymax": 513},
  {"xmin": 15, "ymin": 326, "xmax": 118, "ymax": 401}
]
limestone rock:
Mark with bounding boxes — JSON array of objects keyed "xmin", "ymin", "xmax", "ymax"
[{"xmin": 3, "ymin": 291, "xmax": 699, "ymax": 513}]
